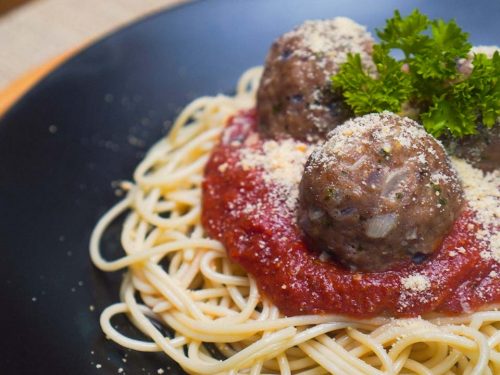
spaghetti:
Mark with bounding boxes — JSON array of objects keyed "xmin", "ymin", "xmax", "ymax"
[{"xmin": 90, "ymin": 67, "xmax": 500, "ymax": 374}]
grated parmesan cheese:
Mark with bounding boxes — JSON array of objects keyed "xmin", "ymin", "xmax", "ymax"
[
  {"xmin": 398, "ymin": 273, "xmax": 435, "ymax": 309},
  {"xmin": 451, "ymin": 157, "xmax": 499, "ymax": 262},
  {"xmin": 218, "ymin": 162, "xmax": 228, "ymax": 173},
  {"xmin": 239, "ymin": 138, "xmax": 313, "ymax": 210},
  {"xmin": 310, "ymin": 112, "xmax": 431, "ymax": 164},
  {"xmin": 401, "ymin": 274, "xmax": 431, "ymax": 292},
  {"xmin": 286, "ymin": 17, "xmax": 374, "ymax": 72}
]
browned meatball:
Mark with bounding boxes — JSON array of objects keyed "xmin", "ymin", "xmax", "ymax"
[
  {"xmin": 443, "ymin": 124, "xmax": 499, "ymax": 172},
  {"xmin": 257, "ymin": 18, "xmax": 374, "ymax": 142},
  {"xmin": 298, "ymin": 112, "xmax": 464, "ymax": 272}
]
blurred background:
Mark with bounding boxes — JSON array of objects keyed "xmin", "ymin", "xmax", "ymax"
[{"xmin": 0, "ymin": 0, "xmax": 187, "ymax": 91}]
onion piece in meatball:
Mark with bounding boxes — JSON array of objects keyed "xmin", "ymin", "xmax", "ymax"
[
  {"xmin": 298, "ymin": 112, "xmax": 465, "ymax": 272},
  {"xmin": 257, "ymin": 18, "xmax": 374, "ymax": 142}
]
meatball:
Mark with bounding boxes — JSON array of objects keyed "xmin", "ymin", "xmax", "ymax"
[
  {"xmin": 298, "ymin": 112, "xmax": 464, "ymax": 272},
  {"xmin": 443, "ymin": 124, "xmax": 499, "ymax": 172},
  {"xmin": 257, "ymin": 18, "xmax": 374, "ymax": 142}
]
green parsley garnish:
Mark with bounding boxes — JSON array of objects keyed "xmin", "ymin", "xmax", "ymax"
[
  {"xmin": 332, "ymin": 9, "xmax": 500, "ymax": 139},
  {"xmin": 438, "ymin": 197, "xmax": 448, "ymax": 206},
  {"xmin": 430, "ymin": 182, "xmax": 442, "ymax": 192},
  {"xmin": 324, "ymin": 187, "xmax": 336, "ymax": 201}
]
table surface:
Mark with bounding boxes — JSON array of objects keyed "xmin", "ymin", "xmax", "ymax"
[{"xmin": 0, "ymin": 0, "xmax": 186, "ymax": 108}]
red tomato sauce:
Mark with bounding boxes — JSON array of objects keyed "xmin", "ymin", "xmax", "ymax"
[{"xmin": 201, "ymin": 110, "xmax": 500, "ymax": 318}]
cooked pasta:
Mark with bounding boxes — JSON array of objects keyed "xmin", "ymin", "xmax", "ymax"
[{"xmin": 90, "ymin": 67, "xmax": 500, "ymax": 375}]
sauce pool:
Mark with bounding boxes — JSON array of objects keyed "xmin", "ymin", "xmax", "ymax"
[{"xmin": 202, "ymin": 110, "xmax": 500, "ymax": 318}]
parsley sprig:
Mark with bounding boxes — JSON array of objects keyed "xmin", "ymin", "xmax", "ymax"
[{"xmin": 332, "ymin": 10, "xmax": 500, "ymax": 138}]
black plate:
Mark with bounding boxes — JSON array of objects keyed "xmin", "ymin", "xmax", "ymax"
[{"xmin": 1, "ymin": 0, "xmax": 499, "ymax": 374}]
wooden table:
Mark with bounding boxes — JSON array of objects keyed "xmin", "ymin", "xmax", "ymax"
[{"xmin": 0, "ymin": 0, "xmax": 186, "ymax": 116}]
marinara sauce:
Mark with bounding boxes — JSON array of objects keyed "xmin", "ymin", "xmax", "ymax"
[{"xmin": 202, "ymin": 110, "xmax": 500, "ymax": 318}]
